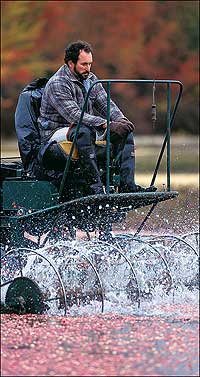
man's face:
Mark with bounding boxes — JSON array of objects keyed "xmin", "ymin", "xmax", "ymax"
[{"xmin": 69, "ymin": 50, "xmax": 93, "ymax": 81}]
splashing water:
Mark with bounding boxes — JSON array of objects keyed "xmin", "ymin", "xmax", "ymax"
[{"xmin": 1, "ymin": 230, "xmax": 199, "ymax": 318}]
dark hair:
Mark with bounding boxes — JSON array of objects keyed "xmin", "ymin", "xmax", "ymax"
[{"xmin": 64, "ymin": 40, "xmax": 93, "ymax": 64}]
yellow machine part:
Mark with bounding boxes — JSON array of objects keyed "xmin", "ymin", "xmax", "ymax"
[
  {"xmin": 59, "ymin": 140, "xmax": 107, "ymax": 160},
  {"xmin": 59, "ymin": 141, "xmax": 79, "ymax": 160}
]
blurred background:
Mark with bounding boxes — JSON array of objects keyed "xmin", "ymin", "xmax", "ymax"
[
  {"xmin": 1, "ymin": 0, "xmax": 199, "ymax": 136},
  {"xmin": 1, "ymin": 1, "xmax": 199, "ymax": 229}
]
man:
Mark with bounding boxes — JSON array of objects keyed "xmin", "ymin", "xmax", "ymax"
[{"xmin": 38, "ymin": 40, "xmax": 155, "ymax": 195}]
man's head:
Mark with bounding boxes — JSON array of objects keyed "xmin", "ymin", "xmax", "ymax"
[{"xmin": 64, "ymin": 41, "xmax": 93, "ymax": 81}]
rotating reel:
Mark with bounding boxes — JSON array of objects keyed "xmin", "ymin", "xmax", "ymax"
[{"xmin": 1, "ymin": 231, "xmax": 199, "ymax": 315}]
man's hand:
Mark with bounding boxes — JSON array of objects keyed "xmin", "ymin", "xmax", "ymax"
[
  {"xmin": 102, "ymin": 122, "xmax": 107, "ymax": 129},
  {"xmin": 117, "ymin": 118, "xmax": 135, "ymax": 131},
  {"xmin": 109, "ymin": 119, "xmax": 135, "ymax": 143}
]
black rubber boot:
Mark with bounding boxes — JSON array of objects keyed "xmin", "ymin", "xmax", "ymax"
[
  {"xmin": 119, "ymin": 138, "xmax": 136, "ymax": 188},
  {"xmin": 78, "ymin": 145, "xmax": 104, "ymax": 195},
  {"xmin": 119, "ymin": 134, "xmax": 157, "ymax": 193}
]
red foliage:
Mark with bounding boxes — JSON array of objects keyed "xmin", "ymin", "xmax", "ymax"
[{"xmin": 1, "ymin": 0, "xmax": 199, "ymax": 134}]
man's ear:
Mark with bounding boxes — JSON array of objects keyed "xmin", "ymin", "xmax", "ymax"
[{"xmin": 68, "ymin": 60, "xmax": 74, "ymax": 70}]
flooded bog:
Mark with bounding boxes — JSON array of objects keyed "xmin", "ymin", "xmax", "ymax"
[
  {"xmin": 1, "ymin": 307, "xmax": 199, "ymax": 376},
  {"xmin": 1, "ymin": 231, "xmax": 199, "ymax": 376},
  {"xmin": 1, "ymin": 189, "xmax": 199, "ymax": 376}
]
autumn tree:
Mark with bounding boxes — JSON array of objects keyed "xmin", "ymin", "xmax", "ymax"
[{"xmin": 1, "ymin": 0, "xmax": 199, "ymax": 137}]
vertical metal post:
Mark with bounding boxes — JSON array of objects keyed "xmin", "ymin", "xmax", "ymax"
[
  {"xmin": 167, "ymin": 83, "xmax": 171, "ymax": 191},
  {"xmin": 106, "ymin": 82, "xmax": 111, "ymax": 193}
]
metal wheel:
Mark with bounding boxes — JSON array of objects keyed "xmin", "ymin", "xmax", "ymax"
[
  {"xmin": 5, "ymin": 277, "xmax": 44, "ymax": 314},
  {"xmin": 1, "ymin": 247, "xmax": 68, "ymax": 315}
]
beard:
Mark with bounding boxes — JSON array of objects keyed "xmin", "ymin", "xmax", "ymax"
[{"xmin": 74, "ymin": 65, "xmax": 89, "ymax": 81}]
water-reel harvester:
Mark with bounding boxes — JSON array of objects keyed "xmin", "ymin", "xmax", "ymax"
[
  {"xmin": 1, "ymin": 79, "xmax": 183, "ymax": 247},
  {"xmin": 2, "ymin": 79, "xmax": 198, "ymax": 316}
]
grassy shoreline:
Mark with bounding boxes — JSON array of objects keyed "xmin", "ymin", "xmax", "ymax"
[{"xmin": 136, "ymin": 173, "xmax": 199, "ymax": 189}]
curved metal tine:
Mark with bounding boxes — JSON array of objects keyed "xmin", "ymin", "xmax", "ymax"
[
  {"xmin": 2, "ymin": 247, "xmax": 68, "ymax": 316},
  {"xmin": 63, "ymin": 250, "xmax": 105, "ymax": 313},
  {"xmin": 81, "ymin": 254, "xmax": 105, "ymax": 313},
  {"xmin": 181, "ymin": 232, "xmax": 199, "ymax": 248},
  {"xmin": 1, "ymin": 248, "xmax": 24, "ymax": 282},
  {"xmin": 1, "ymin": 279, "xmax": 14, "ymax": 288},
  {"xmin": 16, "ymin": 249, "xmax": 23, "ymax": 278},
  {"xmin": 55, "ymin": 249, "xmax": 105, "ymax": 313},
  {"xmin": 113, "ymin": 236, "xmax": 173, "ymax": 289},
  {"xmin": 145, "ymin": 234, "xmax": 198, "ymax": 257},
  {"xmin": 85, "ymin": 240, "xmax": 141, "ymax": 308}
]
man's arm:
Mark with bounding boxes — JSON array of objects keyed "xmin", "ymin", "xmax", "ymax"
[{"xmin": 92, "ymin": 81, "xmax": 126, "ymax": 121}]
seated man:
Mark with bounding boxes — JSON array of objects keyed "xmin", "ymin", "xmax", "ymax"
[{"xmin": 38, "ymin": 40, "xmax": 156, "ymax": 195}]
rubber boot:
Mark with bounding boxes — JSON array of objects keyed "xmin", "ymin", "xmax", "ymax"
[
  {"xmin": 119, "ymin": 140, "xmax": 136, "ymax": 189},
  {"xmin": 78, "ymin": 145, "xmax": 104, "ymax": 195},
  {"xmin": 119, "ymin": 136, "xmax": 157, "ymax": 193}
]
